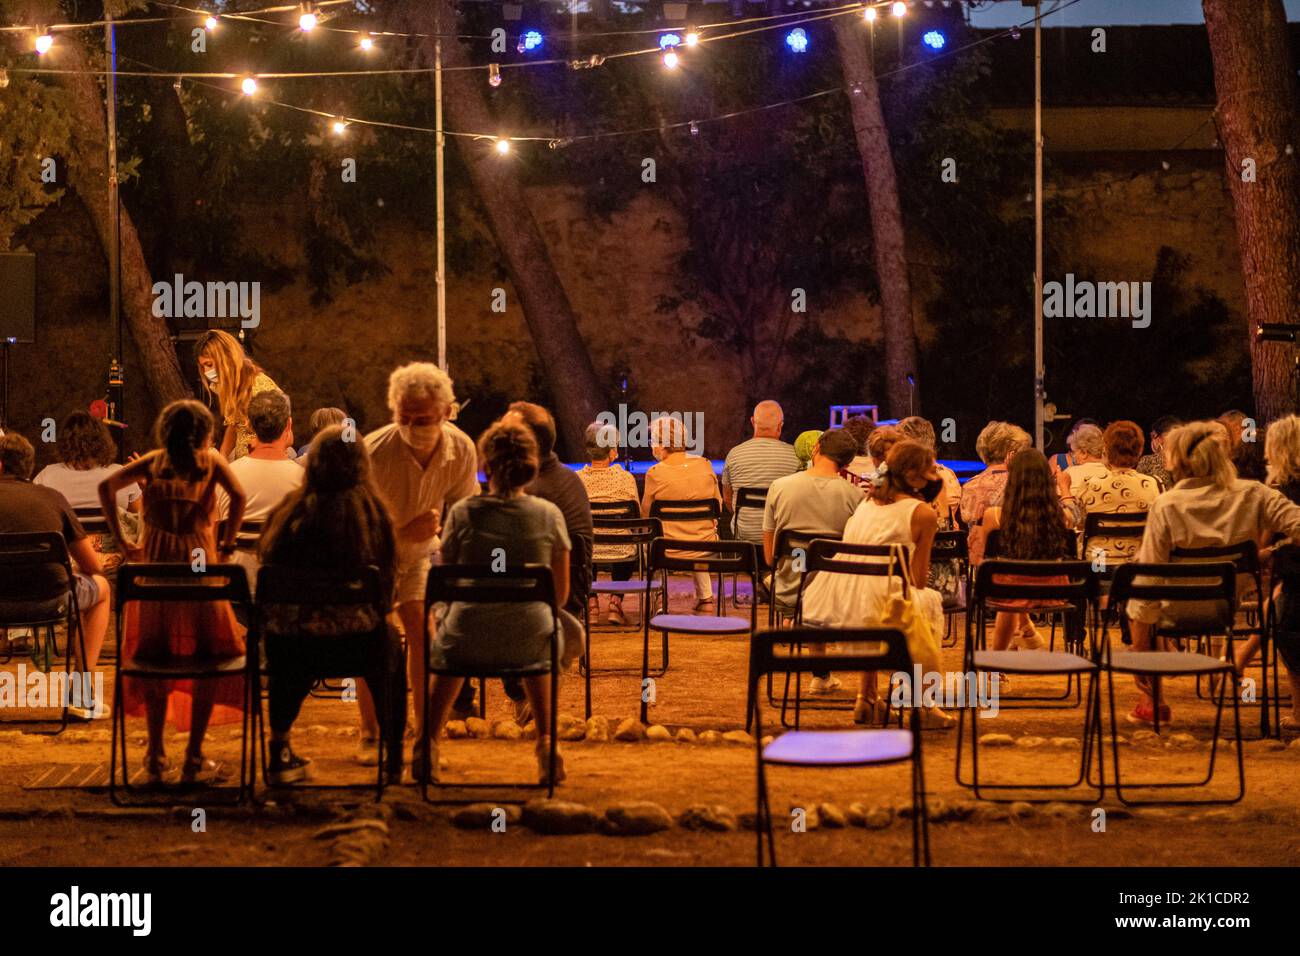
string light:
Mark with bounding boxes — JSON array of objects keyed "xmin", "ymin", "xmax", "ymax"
[
  {"xmin": 663, "ymin": 49, "xmax": 680, "ymax": 69},
  {"xmin": 863, "ymin": 7, "xmax": 877, "ymax": 22},
  {"xmin": 892, "ymin": 1, "xmax": 907, "ymax": 17},
  {"xmin": 358, "ymin": 34, "xmax": 374, "ymax": 50},
  {"xmin": 785, "ymin": 28, "xmax": 808, "ymax": 53},
  {"xmin": 488, "ymin": 63, "xmax": 501, "ymax": 87},
  {"xmin": 34, "ymin": 31, "xmax": 54, "ymax": 55},
  {"xmin": 332, "ymin": 118, "xmax": 348, "ymax": 135},
  {"xmin": 240, "ymin": 75, "xmax": 258, "ymax": 95},
  {"xmin": 684, "ymin": 32, "xmax": 700, "ymax": 47},
  {"xmin": 204, "ymin": 15, "xmax": 218, "ymax": 31},
  {"xmin": 298, "ymin": 4, "xmax": 318, "ymax": 33},
  {"xmin": 494, "ymin": 137, "xmax": 511, "ymax": 155}
]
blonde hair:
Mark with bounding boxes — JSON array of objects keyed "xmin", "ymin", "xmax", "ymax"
[
  {"xmin": 386, "ymin": 362, "xmax": 458, "ymax": 415},
  {"xmin": 649, "ymin": 415, "xmax": 687, "ymax": 453},
  {"xmin": 976, "ymin": 421, "xmax": 1032, "ymax": 465},
  {"xmin": 1165, "ymin": 421, "xmax": 1237, "ymax": 489},
  {"xmin": 1265, "ymin": 415, "xmax": 1300, "ymax": 487},
  {"xmin": 195, "ymin": 329, "xmax": 261, "ymax": 427}
]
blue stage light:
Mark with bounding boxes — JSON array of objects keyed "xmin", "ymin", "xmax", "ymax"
[
  {"xmin": 520, "ymin": 30, "xmax": 543, "ymax": 52},
  {"xmin": 659, "ymin": 33, "xmax": 682, "ymax": 50},
  {"xmin": 922, "ymin": 29, "xmax": 946, "ymax": 50},
  {"xmin": 785, "ymin": 28, "xmax": 809, "ymax": 53}
]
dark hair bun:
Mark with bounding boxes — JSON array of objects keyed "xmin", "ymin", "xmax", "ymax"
[{"xmin": 479, "ymin": 421, "xmax": 538, "ymax": 492}]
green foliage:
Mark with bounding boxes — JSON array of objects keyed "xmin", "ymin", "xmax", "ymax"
[{"xmin": 0, "ymin": 55, "xmax": 72, "ymax": 250}]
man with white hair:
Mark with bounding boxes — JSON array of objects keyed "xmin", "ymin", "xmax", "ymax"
[
  {"xmin": 362, "ymin": 362, "xmax": 479, "ymax": 765},
  {"xmin": 721, "ymin": 400, "xmax": 800, "ymax": 602}
]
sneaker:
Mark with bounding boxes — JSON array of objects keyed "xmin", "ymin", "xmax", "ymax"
[
  {"xmin": 607, "ymin": 602, "xmax": 628, "ymax": 627},
  {"xmin": 536, "ymin": 737, "xmax": 566, "ymax": 785},
  {"xmin": 355, "ymin": 736, "xmax": 379, "ymax": 766},
  {"xmin": 1126, "ymin": 700, "xmax": 1172, "ymax": 727},
  {"xmin": 808, "ymin": 675, "xmax": 842, "ymax": 695},
  {"xmin": 1016, "ymin": 626, "xmax": 1045, "ymax": 651},
  {"xmin": 269, "ymin": 744, "xmax": 312, "ymax": 785},
  {"xmin": 67, "ymin": 704, "xmax": 103, "ymax": 722}
]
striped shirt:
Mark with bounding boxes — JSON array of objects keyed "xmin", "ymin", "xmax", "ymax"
[{"xmin": 722, "ymin": 437, "xmax": 801, "ymax": 542}]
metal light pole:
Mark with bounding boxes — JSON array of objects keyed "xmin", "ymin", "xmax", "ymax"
[
  {"xmin": 434, "ymin": 4, "xmax": 447, "ymax": 371},
  {"xmin": 1032, "ymin": 0, "xmax": 1044, "ymax": 450},
  {"xmin": 105, "ymin": 13, "xmax": 125, "ymax": 460}
]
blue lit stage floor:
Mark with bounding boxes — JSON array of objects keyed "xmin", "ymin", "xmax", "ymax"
[{"xmin": 476, "ymin": 458, "xmax": 985, "ymax": 484}]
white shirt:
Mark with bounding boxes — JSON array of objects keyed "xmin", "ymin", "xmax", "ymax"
[
  {"xmin": 217, "ymin": 456, "xmax": 304, "ymax": 523},
  {"xmin": 33, "ymin": 463, "xmax": 138, "ymax": 512}
]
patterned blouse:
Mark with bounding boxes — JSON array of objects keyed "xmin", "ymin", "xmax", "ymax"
[
  {"xmin": 960, "ymin": 466, "xmax": 1009, "ymax": 565},
  {"xmin": 578, "ymin": 463, "xmax": 639, "ymax": 561},
  {"xmin": 1078, "ymin": 468, "xmax": 1160, "ymax": 564},
  {"xmin": 229, "ymin": 371, "xmax": 279, "ymax": 462}
]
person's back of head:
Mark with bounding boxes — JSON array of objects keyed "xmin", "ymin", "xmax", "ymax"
[
  {"xmin": 751, "ymin": 400, "xmax": 783, "ymax": 438},
  {"xmin": 506, "ymin": 401, "xmax": 557, "ymax": 458},
  {"xmin": 154, "ymin": 399, "xmax": 215, "ymax": 482},
  {"xmin": 1067, "ymin": 423, "xmax": 1104, "ymax": 461},
  {"xmin": 814, "ymin": 428, "xmax": 858, "ymax": 470},
  {"xmin": 793, "ymin": 429, "xmax": 822, "ymax": 468},
  {"xmin": 1000, "ymin": 448, "xmax": 1069, "ymax": 559},
  {"xmin": 976, "ymin": 420, "xmax": 1032, "ymax": 466},
  {"xmin": 871, "ymin": 440, "xmax": 933, "ymax": 505},
  {"xmin": 308, "ymin": 406, "xmax": 347, "ymax": 440},
  {"xmin": 649, "ymin": 414, "xmax": 687, "ymax": 461},
  {"xmin": 0, "ymin": 431, "xmax": 36, "ymax": 480},
  {"xmin": 842, "ymin": 416, "xmax": 873, "ymax": 456},
  {"xmin": 1166, "ymin": 421, "xmax": 1237, "ymax": 489},
  {"xmin": 584, "ymin": 420, "xmax": 619, "ymax": 463},
  {"xmin": 1265, "ymin": 415, "xmax": 1300, "ymax": 488},
  {"xmin": 1149, "ymin": 415, "xmax": 1180, "ymax": 442},
  {"xmin": 57, "ymin": 411, "xmax": 116, "ymax": 470},
  {"xmin": 248, "ymin": 389, "xmax": 292, "ymax": 446},
  {"xmin": 867, "ymin": 425, "xmax": 902, "ymax": 466},
  {"xmin": 897, "ymin": 416, "xmax": 937, "ymax": 452},
  {"xmin": 1103, "ymin": 420, "xmax": 1145, "ymax": 469},
  {"xmin": 480, "ymin": 419, "xmax": 540, "ymax": 494}
]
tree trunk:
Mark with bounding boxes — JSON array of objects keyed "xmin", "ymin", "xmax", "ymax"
[
  {"xmin": 835, "ymin": 18, "xmax": 919, "ymax": 419},
  {"xmin": 54, "ymin": 27, "xmax": 188, "ymax": 411},
  {"xmin": 1203, "ymin": 0, "xmax": 1300, "ymax": 422},
  {"xmin": 404, "ymin": 0, "xmax": 605, "ymax": 458}
]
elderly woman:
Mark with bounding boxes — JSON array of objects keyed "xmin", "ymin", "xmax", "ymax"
[
  {"xmin": 1077, "ymin": 420, "xmax": 1160, "ymax": 560},
  {"xmin": 842, "ymin": 416, "xmax": 876, "ymax": 482},
  {"xmin": 578, "ymin": 420, "xmax": 639, "ymax": 625},
  {"xmin": 1126, "ymin": 421, "xmax": 1300, "ymax": 726},
  {"xmin": 642, "ymin": 415, "xmax": 722, "ymax": 612},
  {"xmin": 960, "ymin": 421, "xmax": 1032, "ymax": 565},
  {"xmin": 1059, "ymin": 423, "xmax": 1108, "ymax": 501}
]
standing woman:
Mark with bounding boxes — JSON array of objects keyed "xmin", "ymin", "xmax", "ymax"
[
  {"xmin": 99, "ymin": 400, "xmax": 248, "ymax": 784},
  {"xmin": 194, "ymin": 329, "xmax": 280, "ymax": 461}
]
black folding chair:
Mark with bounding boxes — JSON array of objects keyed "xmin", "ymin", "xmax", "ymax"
[
  {"xmin": 254, "ymin": 565, "xmax": 399, "ymax": 800},
  {"xmin": 641, "ymin": 538, "xmax": 757, "ymax": 725},
  {"xmin": 750, "ymin": 626, "xmax": 930, "ymax": 867},
  {"xmin": 109, "ymin": 563, "xmax": 255, "ymax": 805},
  {"xmin": 1080, "ymin": 511, "xmax": 1147, "ymax": 573},
  {"xmin": 590, "ymin": 499, "xmax": 640, "ymax": 520},
  {"xmin": 0, "ymin": 532, "xmax": 89, "ymax": 732},
  {"xmin": 955, "ymin": 559, "xmax": 1104, "ymax": 802},
  {"xmin": 981, "ymin": 528, "xmax": 1080, "ymax": 659},
  {"xmin": 421, "ymin": 564, "xmax": 560, "ymax": 803},
  {"xmin": 648, "ymin": 498, "xmax": 724, "ymax": 608},
  {"xmin": 582, "ymin": 517, "xmax": 664, "ymax": 719},
  {"xmin": 729, "ymin": 487, "xmax": 770, "ymax": 604},
  {"xmin": 1103, "ymin": 562, "xmax": 1245, "ymax": 806},
  {"xmin": 72, "ymin": 505, "xmax": 110, "ymax": 536},
  {"xmin": 932, "ymin": 529, "xmax": 970, "ymax": 648},
  {"xmin": 775, "ymin": 539, "xmax": 912, "ymax": 730}
]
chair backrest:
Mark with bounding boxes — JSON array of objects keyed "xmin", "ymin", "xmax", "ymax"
[
  {"xmin": 1080, "ymin": 510, "xmax": 1147, "ymax": 558},
  {"xmin": 647, "ymin": 537, "xmax": 756, "ymax": 576},
  {"xmin": 592, "ymin": 516, "xmax": 662, "ymax": 548},
  {"xmin": 590, "ymin": 499, "xmax": 639, "ymax": 520},
  {"xmin": 0, "ymin": 531, "xmax": 74, "ymax": 602},
  {"xmin": 772, "ymin": 528, "xmax": 842, "ymax": 564},
  {"xmin": 805, "ymin": 538, "xmax": 913, "ymax": 579},
  {"xmin": 1106, "ymin": 561, "xmax": 1236, "ymax": 611},
  {"xmin": 1169, "ymin": 540, "xmax": 1259, "ymax": 576},
  {"xmin": 973, "ymin": 559, "xmax": 1098, "ymax": 605},
  {"xmin": 750, "ymin": 626, "xmax": 912, "ymax": 681},
  {"xmin": 649, "ymin": 498, "xmax": 720, "ymax": 525},
  {"xmin": 256, "ymin": 564, "xmax": 385, "ymax": 610},
  {"xmin": 235, "ymin": 516, "xmax": 266, "ymax": 549},
  {"xmin": 983, "ymin": 528, "xmax": 1001, "ymax": 559},
  {"xmin": 73, "ymin": 505, "xmax": 109, "ymax": 535},
  {"xmin": 931, "ymin": 529, "xmax": 968, "ymax": 563},
  {"xmin": 115, "ymin": 562, "xmax": 252, "ymax": 609},
  {"xmin": 424, "ymin": 563, "xmax": 558, "ymax": 611},
  {"xmin": 731, "ymin": 486, "xmax": 768, "ymax": 535}
]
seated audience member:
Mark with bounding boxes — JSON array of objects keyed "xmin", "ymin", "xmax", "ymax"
[
  {"xmin": 1049, "ymin": 418, "xmax": 1099, "ymax": 479},
  {"xmin": 1077, "ymin": 420, "xmax": 1160, "ymax": 563},
  {"xmin": 762, "ymin": 428, "xmax": 864, "ymax": 692},
  {"xmin": 1060, "ymin": 423, "xmax": 1107, "ymax": 498},
  {"xmin": 1220, "ymin": 409, "xmax": 1266, "ymax": 481},
  {"xmin": 898, "ymin": 415, "xmax": 963, "ymax": 605},
  {"xmin": 1264, "ymin": 415, "xmax": 1300, "ymax": 733},
  {"xmin": 721, "ymin": 401, "xmax": 800, "ymax": 551},
  {"xmin": 217, "ymin": 390, "xmax": 304, "ymax": 594},
  {"xmin": 34, "ymin": 411, "xmax": 140, "ymax": 570},
  {"xmin": 800, "ymin": 440, "xmax": 953, "ymax": 729},
  {"xmin": 0, "ymin": 432, "xmax": 111, "ymax": 719},
  {"xmin": 841, "ymin": 416, "xmax": 876, "ymax": 484},
  {"xmin": 1125, "ymin": 421, "xmax": 1300, "ymax": 726},
  {"xmin": 793, "ymin": 430, "xmax": 822, "ymax": 471},
  {"xmin": 980, "ymin": 449, "xmax": 1077, "ymax": 655},
  {"xmin": 577, "ymin": 421, "xmax": 639, "ymax": 626},
  {"xmin": 961, "ymin": 421, "xmax": 1032, "ymax": 564},
  {"xmin": 642, "ymin": 415, "xmax": 722, "ymax": 612},
  {"xmin": 296, "ymin": 406, "xmax": 348, "ymax": 461},
  {"xmin": 99, "ymin": 401, "xmax": 247, "ymax": 781},
  {"xmin": 258, "ymin": 426, "xmax": 405, "ymax": 784},
  {"xmin": 424, "ymin": 420, "xmax": 584, "ymax": 785},
  {"xmin": 1136, "ymin": 415, "xmax": 1179, "ymax": 491}
]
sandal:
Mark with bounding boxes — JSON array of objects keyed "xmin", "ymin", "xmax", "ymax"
[
  {"xmin": 853, "ymin": 695, "xmax": 884, "ymax": 725},
  {"xmin": 693, "ymin": 598, "xmax": 716, "ymax": 613},
  {"xmin": 180, "ymin": 753, "xmax": 220, "ymax": 785},
  {"xmin": 145, "ymin": 751, "xmax": 169, "ymax": 786},
  {"xmin": 607, "ymin": 601, "xmax": 628, "ymax": 627}
]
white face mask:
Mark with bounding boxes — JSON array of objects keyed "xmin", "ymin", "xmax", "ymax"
[
  {"xmin": 204, "ymin": 368, "xmax": 218, "ymax": 385},
  {"xmin": 399, "ymin": 422, "xmax": 440, "ymax": 451}
]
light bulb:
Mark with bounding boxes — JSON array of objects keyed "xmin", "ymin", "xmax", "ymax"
[
  {"xmin": 205, "ymin": 16, "xmax": 218, "ymax": 31},
  {"xmin": 34, "ymin": 32, "xmax": 54, "ymax": 55},
  {"xmin": 494, "ymin": 138, "xmax": 511, "ymax": 155},
  {"xmin": 359, "ymin": 35, "xmax": 374, "ymax": 51},
  {"xmin": 863, "ymin": 7, "xmax": 877, "ymax": 22},
  {"xmin": 488, "ymin": 63, "xmax": 502, "ymax": 87},
  {"xmin": 892, "ymin": 1, "xmax": 907, "ymax": 16},
  {"xmin": 663, "ymin": 50, "xmax": 679, "ymax": 69},
  {"xmin": 332, "ymin": 120, "xmax": 348, "ymax": 135},
  {"xmin": 299, "ymin": 9, "xmax": 318, "ymax": 32},
  {"xmin": 684, "ymin": 32, "xmax": 699, "ymax": 46},
  {"xmin": 241, "ymin": 76, "xmax": 258, "ymax": 95}
]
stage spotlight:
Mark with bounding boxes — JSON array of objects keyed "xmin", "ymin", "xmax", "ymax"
[
  {"xmin": 659, "ymin": 33, "xmax": 682, "ymax": 49},
  {"xmin": 922, "ymin": 29, "xmax": 946, "ymax": 50},
  {"xmin": 785, "ymin": 28, "xmax": 809, "ymax": 53},
  {"xmin": 519, "ymin": 30, "xmax": 543, "ymax": 52}
]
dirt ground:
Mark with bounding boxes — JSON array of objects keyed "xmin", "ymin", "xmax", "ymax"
[{"xmin": 2, "ymin": 578, "xmax": 1298, "ymax": 868}]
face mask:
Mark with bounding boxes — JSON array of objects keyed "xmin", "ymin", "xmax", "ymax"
[
  {"xmin": 916, "ymin": 477, "xmax": 944, "ymax": 503},
  {"xmin": 399, "ymin": 423, "xmax": 440, "ymax": 451},
  {"xmin": 204, "ymin": 368, "xmax": 218, "ymax": 385}
]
